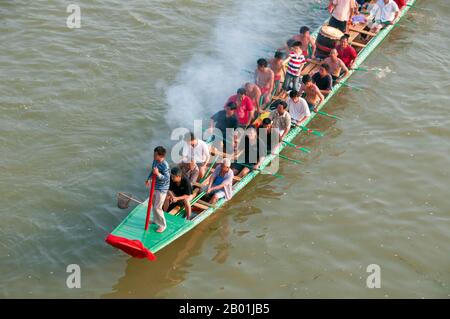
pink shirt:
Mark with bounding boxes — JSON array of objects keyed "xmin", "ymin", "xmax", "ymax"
[
  {"xmin": 226, "ymin": 95, "xmax": 254, "ymax": 125},
  {"xmin": 332, "ymin": 0, "xmax": 356, "ymax": 22}
]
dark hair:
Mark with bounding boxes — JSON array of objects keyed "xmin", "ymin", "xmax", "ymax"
[
  {"xmin": 257, "ymin": 58, "xmax": 268, "ymax": 67},
  {"xmin": 185, "ymin": 132, "xmax": 197, "ymax": 141},
  {"xmin": 237, "ymin": 88, "xmax": 246, "ymax": 95},
  {"xmin": 154, "ymin": 146, "xmax": 166, "ymax": 156},
  {"xmin": 300, "ymin": 26, "xmax": 310, "ymax": 34},
  {"xmin": 340, "ymin": 34, "xmax": 350, "ymax": 41},
  {"xmin": 226, "ymin": 102, "xmax": 237, "ymax": 110},
  {"xmin": 262, "ymin": 118, "xmax": 272, "ymax": 125},
  {"xmin": 302, "ymin": 74, "xmax": 312, "ymax": 84},
  {"xmin": 275, "ymin": 100, "xmax": 288, "ymax": 109},
  {"xmin": 274, "ymin": 51, "xmax": 284, "ymax": 59},
  {"xmin": 291, "ymin": 41, "xmax": 302, "ymax": 48},
  {"xmin": 321, "ymin": 63, "xmax": 330, "ymax": 72},
  {"xmin": 171, "ymin": 166, "xmax": 182, "ymax": 177},
  {"xmin": 286, "ymin": 39, "xmax": 296, "ymax": 48},
  {"xmin": 289, "ymin": 90, "xmax": 300, "ymax": 98}
]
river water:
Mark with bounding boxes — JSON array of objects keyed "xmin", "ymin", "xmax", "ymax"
[{"xmin": 1, "ymin": 0, "xmax": 449, "ymax": 298}]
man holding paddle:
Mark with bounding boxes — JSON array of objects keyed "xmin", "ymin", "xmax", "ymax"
[{"xmin": 145, "ymin": 146, "xmax": 170, "ymax": 233}]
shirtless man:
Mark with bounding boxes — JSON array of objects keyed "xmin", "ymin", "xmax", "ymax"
[
  {"xmin": 323, "ymin": 48, "xmax": 349, "ymax": 83},
  {"xmin": 299, "ymin": 74, "xmax": 324, "ymax": 113},
  {"xmin": 269, "ymin": 51, "xmax": 285, "ymax": 95},
  {"xmin": 292, "ymin": 26, "xmax": 317, "ymax": 58},
  {"xmin": 245, "ymin": 82, "xmax": 262, "ymax": 114},
  {"xmin": 255, "ymin": 58, "xmax": 275, "ymax": 107}
]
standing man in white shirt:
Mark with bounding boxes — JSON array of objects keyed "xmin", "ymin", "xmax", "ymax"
[
  {"xmin": 286, "ymin": 90, "xmax": 311, "ymax": 126},
  {"xmin": 328, "ymin": 0, "xmax": 358, "ymax": 33},
  {"xmin": 181, "ymin": 132, "xmax": 210, "ymax": 180},
  {"xmin": 366, "ymin": 0, "xmax": 400, "ymax": 33}
]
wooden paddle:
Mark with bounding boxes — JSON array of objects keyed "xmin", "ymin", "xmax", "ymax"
[
  {"xmin": 279, "ymin": 154, "xmax": 302, "ymax": 165},
  {"xmin": 144, "ymin": 174, "xmax": 156, "ymax": 231},
  {"xmin": 282, "ymin": 140, "xmax": 311, "ymax": 154}
]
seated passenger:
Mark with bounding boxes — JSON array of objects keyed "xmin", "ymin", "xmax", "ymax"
[
  {"xmin": 336, "ymin": 34, "xmax": 358, "ymax": 68},
  {"xmin": 258, "ymin": 118, "xmax": 280, "ymax": 155},
  {"xmin": 231, "ymin": 126, "xmax": 266, "ymax": 178},
  {"xmin": 180, "ymin": 160, "xmax": 199, "ymax": 185},
  {"xmin": 181, "ymin": 132, "xmax": 210, "ymax": 180},
  {"xmin": 299, "ymin": 74, "xmax": 324, "ymax": 112},
  {"xmin": 312, "ymin": 64, "xmax": 333, "ymax": 95},
  {"xmin": 210, "ymin": 102, "xmax": 238, "ymax": 151},
  {"xmin": 323, "ymin": 48, "xmax": 349, "ymax": 84},
  {"xmin": 164, "ymin": 167, "xmax": 193, "ymax": 220},
  {"xmin": 203, "ymin": 158, "xmax": 234, "ymax": 204},
  {"xmin": 366, "ymin": 0, "xmax": 400, "ymax": 33},
  {"xmin": 269, "ymin": 100, "xmax": 291, "ymax": 141},
  {"xmin": 225, "ymin": 88, "xmax": 255, "ymax": 128},
  {"xmin": 245, "ymin": 82, "xmax": 262, "ymax": 114},
  {"xmin": 286, "ymin": 90, "xmax": 311, "ymax": 126}
]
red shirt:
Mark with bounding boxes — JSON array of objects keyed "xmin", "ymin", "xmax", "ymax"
[
  {"xmin": 226, "ymin": 95, "xmax": 254, "ymax": 125},
  {"xmin": 336, "ymin": 44, "xmax": 357, "ymax": 67},
  {"xmin": 394, "ymin": 0, "xmax": 406, "ymax": 9}
]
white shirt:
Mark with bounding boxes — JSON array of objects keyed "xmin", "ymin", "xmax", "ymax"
[
  {"xmin": 182, "ymin": 139, "xmax": 209, "ymax": 163},
  {"xmin": 287, "ymin": 97, "xmax": 311, "ymax": 122},
  {"xmin": 332, "ymin": 0, "xmax": 357, "ymax": 22},
  {"xmin": 371, "ymin": 0, "xmax": 399, "ymax": 22}
]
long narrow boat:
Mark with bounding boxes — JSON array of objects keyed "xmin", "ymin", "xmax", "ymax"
[{"xmin": 106, "ymin": 0, "xmax": 417, "ymax": 260}]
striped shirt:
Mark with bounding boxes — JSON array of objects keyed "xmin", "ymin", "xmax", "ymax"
[{"xmin": 286, "ymin": 50, "xmax": 306, "ymax": 77}]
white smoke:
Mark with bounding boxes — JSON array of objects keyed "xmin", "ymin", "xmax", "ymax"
[{"xmin": 165, "ymin": 0, "xmax": 292, "ymax": 129}]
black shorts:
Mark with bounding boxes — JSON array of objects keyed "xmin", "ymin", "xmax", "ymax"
[
  {"xmin": 231, "ymin": 163, "xmax": 252, "ymax": 172},
  {"xmin": 329, "ymin": 16, "xmax": 347, "ymax": 33}
]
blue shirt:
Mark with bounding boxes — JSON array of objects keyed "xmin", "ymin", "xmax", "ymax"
[{"xmin": 148, "ymin": 160, "xmax": 170, "ymax": 191}]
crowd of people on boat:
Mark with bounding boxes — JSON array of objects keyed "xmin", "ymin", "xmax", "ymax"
[{"xmin": 145, "ymin": 0, "xmax": 407, "ymax": 233}]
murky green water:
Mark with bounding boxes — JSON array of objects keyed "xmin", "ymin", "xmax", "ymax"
[{"xmin": 1, "ymin": 0, "xmax": 449, "ymax": 298}]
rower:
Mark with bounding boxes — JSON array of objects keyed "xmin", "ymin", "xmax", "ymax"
[
  {"xmin": 181, "ymin": 132, "xmax": 210, "ymax": 181},
  {"xmin": 164, "ymin": 167, "xmax": 194, "ymax": 220},
  {"xmin": 286, "ymin": 90, "xmax": 311, "ymax": 126},
  {"xmin": 202, "ymin": 158, "xmax": 234, "ymax": 204},
  {"xmin": 336, "ymin": 34, "xmax": 358, "ymax": 68},
  {"xmin": 328, "ymin": 0, "xmax": 358, "ymax": 33},
  {"xmin": 245, "ymin": 83, "xmax": 262, "ymax": 115},
  {"xmin": 312, "ymin": 64, "xmax": 333, "ymax": 95},
  {"xmin": 323, "ymin": 48, "xmax": 349, "ymax": 84},
  {"xmin": 255, "ymin": 58, "xmax": 275, "ymax": 108},
  {"xmin": 299, "ymin": 74, "xmax": 324, "ymax": 112},
  {"xmin": 269, "ymin": 100, "xmax": 291, "ymax": 141},
  {"xmin": 225, "ymin": 88, "xmax": 255, "ymax": 128},
  {"xmin": 365, "ymin": 0, "xmax": 400, "ymax": 33},
  {"xmin": 269, "ymin": 51, "xmax": 286, "ymax": 96},
  {"xmin": 231, "ymin": 126, "xmax": 266, "ymax": 178}
]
